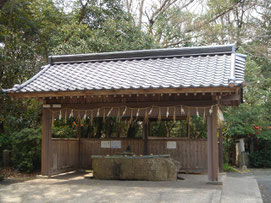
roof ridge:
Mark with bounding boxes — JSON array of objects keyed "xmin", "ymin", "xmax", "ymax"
[{"xmin": 50, "ymin": 44, "xmax": 235, "ymax": 64}]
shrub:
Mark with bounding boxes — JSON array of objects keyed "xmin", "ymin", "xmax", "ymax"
[
  {"xmin": 11, "ymin": 128, "xmax": 41, "ymax": 173},
  {"xmin": 52, "ymin": 126, "xmax": 76, "ymax": 138},
  {"xmin": 249, "ymin": 139, "xmax": 271, "ymax": 168},
  {"xmin": 223, "ymin": 163, "xmax": 240, "ymax": 172},
  {"xmin": 0, "ymin": 133, "xmax": 12, "ymax": 166},
  {"xmin": 249, "ymin": 151, "xmax": 271, "ymax": 168}
]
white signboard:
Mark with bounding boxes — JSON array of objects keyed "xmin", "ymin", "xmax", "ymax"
[
  {"xmin": 101, "ymin": 141, "xmax": 111, "ymax": 148},
  {"xmin": 167, "ymin": 141, "xmax": 176, "ymax": 149},
  {"xmin": 111, "ymin": 140, "xmax": 121, "ymax": 149}
]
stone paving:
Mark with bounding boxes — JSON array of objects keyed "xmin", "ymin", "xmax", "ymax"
[{"xmin": 253, "ymin": 169, "xmax": 271, "ymax": 203}]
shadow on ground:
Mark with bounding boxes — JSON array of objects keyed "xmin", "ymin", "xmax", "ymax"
[{"xmin": 0, "ymin": 171, "xmax": 222, "ymax": 203}]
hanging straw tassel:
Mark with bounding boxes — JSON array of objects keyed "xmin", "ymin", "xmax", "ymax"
[
  {"xmin": 97, "ymin": 108, "xmax": 100, "ymax": 117},
  {"xmin": 187, "ymin": 108, "xmax": 191, "ymax": 124},
  {"xmin": 173, "ymin": 107, "xmax": 176, "ymax": 123},
  {"xmin": 116, "ymin": 108, "xmax": 120, "ymax": 123},
  {"xmin": 128, "ymin": 109, "xmax": 133, "ymax": 127},
  {"xmin": 196, "ymin": 107, "xmax": 199, "ymax": 117},
  {"xmin": 103, "ymin": 108, "xmax": 106, "ymax": 123},
  {"xmin": 144, "ymin": 109, "xmax": 149, "ymax": 124},
  {"xmin": 203, "ymin": 108, "xmax": 206, "ymax": 123},
  {"xmin": 157, "ymin": 107, "xmax": 161, "ymax": 124},
  {"xmin": 90, "ymin": 110, "xmax": 94, "ymax": 126},
  {"xmin": 64, "ymin": 109, "xmax": 67, "ymax": 123},
  {"xmin": 166, "ymin": 107, "xmax": 169, "ymax": 118},
  {"xmin": 59, "ymin": 110, "xmax": 62, "ymax": 120}
]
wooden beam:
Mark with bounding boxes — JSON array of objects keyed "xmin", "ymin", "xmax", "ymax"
[
  {"xmin": 9, "ymin": 87, "xmax": 239, "ymax": 98},
  {"xmin": 61, "ymin": 100, "xmax": 217, "ymax": 110},
  {"xmin": 207, "ymin": 105, "xmax": 218, "ymax": 182},
  {"xmin": 221, "ymin": 94, "xmax": 240, "ymax": 102},
  {"xmin": 41, "ymin": 109, "xmax": 52, "ymax": 177}
]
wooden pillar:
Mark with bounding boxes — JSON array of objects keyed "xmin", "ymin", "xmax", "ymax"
[
  {"xmin": 207, "ymin": 105, "xmax": 218, "ymax": 182},
  {"xmin": 77, "ymin": 119, "xmax": 81, "ymax": 138},
  {"xmin": 143, "ymin": 122, "xmax": 150, "ymax": 155},
  {"xmin": 41, "ymin": 108, "xmax": 52, "ymax": 177},
  {"xmin": 77, "ymin": 119, "xmax": 81, "ymax": 169},
  {"xmin": 218, "ymin": 127, "xmax": 223, "ymax": 172}
]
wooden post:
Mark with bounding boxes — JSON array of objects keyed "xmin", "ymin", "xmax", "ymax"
[
  {"xmin": 77, "ymin": 119, "xmax": 81, "ymax": 139},
  {"xmin": 77, "ymin": 119, "xmax": 81, "ymax": 169},
  {"xmin": 207, "ymin": 105, "xmax": 218, "ymax": 182},
  {"xmin": 219, "ymin": 127, "xmax": 223, "ymax": 172},
  {"xmin": 41, "ymin": 108, "xmax": 52, "ymax": 177},
  {"xmin": 143, "ymin": 122, "xmax": 150, "ymax": 155}
]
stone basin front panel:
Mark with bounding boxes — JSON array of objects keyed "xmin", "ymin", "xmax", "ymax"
[{"xmin": 92, "ymin": 155, "xmax": 177, "ymax": 181}]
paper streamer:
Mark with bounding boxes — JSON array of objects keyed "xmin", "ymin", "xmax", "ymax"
[
  {"xmin": 148, "ymin": 107, "xmax": 153, "ymax": 115},
  {"xmin": 83, "ymin": 110, "xmax": 87, "ymax": 120},
  {"xmin": 59, "ymin": 110, "xmax": 62, "ymax": 120},
  {"xmin": 107, "ymin": 107, "xmax": 113, "ymax": 117},
  {"xmin": 122, "ymin": 107, "xmax": 127, "ymax": 117},
  {"xmin": 181, "ymin": 106, "xmax": 185, "ymax": 115},
  {"xmin": 69, "ymin": 109, "xmax": 73, "ymax": 118}
]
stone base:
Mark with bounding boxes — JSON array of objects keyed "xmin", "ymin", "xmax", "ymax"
[
  {"xmin": 207, "ymin": 180, "xmax": 223, "ymax": 185},
  {"xmin": 92, "ymin": 155, "xmax": 177, "ymax": 181}
]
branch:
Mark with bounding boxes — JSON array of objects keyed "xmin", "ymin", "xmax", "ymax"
[
  {"xmin": 0, "ymin": 0, "xmax": 8, "ymax": 9},
  {"xmin": 162, "ymin": 0, "xmax": 242, "ymax": 47},
  {"xmin": 64, "ymin": 0, "xmax": 90, "ymax": 43},
  {"xmin": 187, "ymin": 0, "xmax": 242, "ymax": 33},
  {"xmin": 138, "ymin": 0, "xmax": 145, "ymax": 29}
]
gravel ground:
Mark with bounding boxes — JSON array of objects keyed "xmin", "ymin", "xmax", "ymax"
[{"xmin": 0, "ymin": 171, "xmax": 222, "ymax": 203}]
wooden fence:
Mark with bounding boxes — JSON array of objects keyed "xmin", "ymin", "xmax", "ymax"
[
  {"xmin": 80, "ymin": 138, "xmax": 208, "ymax": 172},
  {"xmin": 51, "ymin": 138, "xmax": 207, "ymax": 173},
  {"xmin": 51, "ymin": 138, "xmax": 79, "ymax": 174}
]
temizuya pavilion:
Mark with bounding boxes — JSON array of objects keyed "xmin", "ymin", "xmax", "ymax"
[{"xmin": 3, "ymin": 44, "xmax": 246, "ymax": 183}]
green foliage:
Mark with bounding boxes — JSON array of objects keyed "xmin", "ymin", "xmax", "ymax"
[
  {"xmin": 150, "ymin": 117, "xmax": 207, "ymax": 138},
  {"xmin": 52, "ymin": 0, "xmax": 157, "ymax": 55},
  {"xmin": 223, "ymin": 163, "xmax": 240, "ymax": 172},
  {"xmin": 190, "ymin": 116, "xmax": 207, "ymax": 139},
  {"xmin": 249, "ymin": 140, "xmax": 271, "ymax": 168},
  {"xmin": 223, "ymin": 103, "xmax": 270, "ymax": 138},
  {"xmin": 52, "ymin": 126, "xmax": 76, "ymax": 138},
  {"xmin": 11, "ymin": 128, "xmax": 41, "ymax": 172},
  {"xmin": 0, "ymin": 133, "xmax": 12, "ymax": 165}
]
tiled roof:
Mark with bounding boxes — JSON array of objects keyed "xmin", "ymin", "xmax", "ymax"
[{"xmin": 3, "ymin": 44, "xmax": 246, "ymax": 94}]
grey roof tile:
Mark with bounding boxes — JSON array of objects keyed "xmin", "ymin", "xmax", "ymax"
[{"xmin": 2, "ymin": 45, "xmax": 246, "ymax": 94}]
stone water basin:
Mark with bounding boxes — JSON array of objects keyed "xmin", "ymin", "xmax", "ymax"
[{"xmin": 91, "ymin": 154, "xmax": 177, "ymax": 181}]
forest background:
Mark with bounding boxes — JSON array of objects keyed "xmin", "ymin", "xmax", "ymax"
[{"xmin": 0, "ymin": 0, "xmax": 270, "ymax": 172}]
